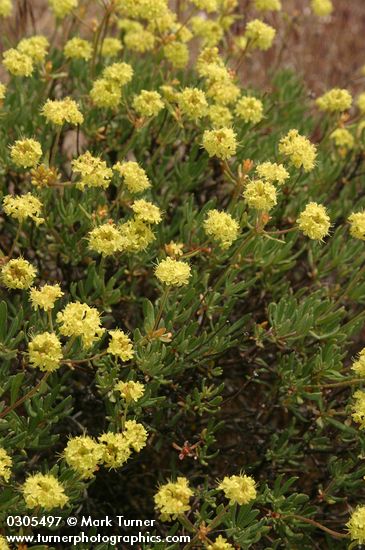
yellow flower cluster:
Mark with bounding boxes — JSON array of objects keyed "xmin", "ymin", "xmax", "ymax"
[
  {"xmin": 42, "ymin": 97, "xmax": 84, "ymax": 126},
  {"xmin": 28, "ymin": 332, "xmax": 63, "ymax": 372},
  {"xmin": 330, "ymin": 128, "xmax": 354, "ymax": 150},
  {"xmin": 0, "ymin": 448, "xmax": 12, "ymax": 482},
  {"xmin": 254, "ymin": 0, "xmax": 281, "ymax": 11},
  {"xmin": 119, "ymin": 219, "xmax": 156, "ymax": 252},
  {"xmin": 256, "ymin": 161, "xmax": 289, "ymax": 185},
  {"xmin": 155, "ymin": 258, "xmax": 192, "ymax": 287},
  {"xmin": 99, "ymin": 422, "xmax": 147, "ymax": 468},
  {"xmin": 203, "ymin": 127, "xmax": 237, "ymax": 160},
  {"xmin": 351, "ymin": 348, "xmax": 365, "ymax": 377},
  {"xmin": 56, "ymin": 302, "xmax": 105, "ymax": 349},
  {"xmin": 103, "ymin": 62, "xmax": 134, "ymax": 86},
  {"xmin": 49, "ymin": 0, "xmax": 78, "ymax": 18},
  {"xmin": 3, "ymin": 48, "xmax": 34, "ymax": 77},
  {"xmin": 88, "ymin": 223, "xmax": 124, "ymax": 256},
  {"xmin": 72, "ymin": 151, "xmax": 113, "ymax": 190},
  {"xmin": 348, "ymin": 506, "xmax": 365, "ymax": 544},
  {"xmin": 164, "ymin": 41, "xmax": 189, "ymax": 69},
  {"xmin": 3, "ymin": 193, "xmax": 44, "ymax": 225},
  {"xmin": 191, "ymin": 0, "xmax": 218, "ymax": 12},
  {"xmin": 124, "ymin": 29, "xmax": 156, "ymax": 53},
  {"xmin": 235, "ymin": 96, "xmax": 264, "ymax": 124},
  {"xmin": 115, "ymin": 380, "xmax": 145, "ymax": 402},
  {"xmin": 154, "ymin": 477, "xmax": 193, "ymax": 521},
  {"xmin": 107, "ymin": 329, "xmax": 134, "ymax": 361},
  {"xmin": 279, "ymin": 129, "xmax": 317, "ymax": 172},
  {"xmin": 90, "ymin": 78, "xmax": 122, "ymax": 109},
  {"xmin": 1, "ymin": 258, "xmax": 37, "ymax": 290},
  {"xmin": 207, "ymin": 535, "xmax": 234, "ymax": 550},
  {"xmin": 357, "ymin": 93, "xmax": 365, "ymax": 114},
  {"xmin": 64, "ymin": 37, "xmax": 92, "ymax": 60},
  {"xmin": 22, "ymin": 472, "xmax": 69, "ymax": 510},
  {"xmin": 10, "ymin": 138, "xmax": 42, "ymax": 168},
  {"xmin": 132, "ymin": 90, "xmax": 164, "ymax": 118},
  {"xmin": 311, "ymin": 0, "xmax": 333, "ymax": 17},
  {"xmin": 124, "ymin": 419, "xmax": 148, "ymax": 451},
  {"xmin": 245, "ymin": 19, "xmax": 276, "ymax": 51},
  {"xmin": 131, "ymin": 199, "xmax": 162, "ymax": 224},
  {"xmin": 64, "ymin": 436, "xmax": 104, "ymax": 479},
  {"xmin": 178, "ymin": 87, "xmax": 208, "ymax": 120},
  {"xmin": 30, "ymin": 284, "xmax": 63, "ymax": 311},
  {"xmin": 352, "ymin": 390, "xmax": 365, "ymax": 429},
  {"xmin": 348, "ymin": 212, "xmax": 365, "ymax": 240},
  {"xmin": 297, "ymin": 202, "xmax": 330, "ymax": 241},
  {"xmin": 18, "ymin": 35, "xmax": 49, "ymax": 64},
  {"xmin": 218, "ymin": 473, "xmax": 257, "ymax": 505},
  {"xmin": 0, "ymin": 0, "xmax": 12, "ymax": 17},
  {"xmin": 316, "ymin": 88, "xmax": 352, "ymax": 113},
  {"xmin": 101, "ymin": 38, "xmax": 123, "ymax": 57},
  {"xmin": 113, "ymin": 161, "xmax": 151, "ymax": 194},
  {"xmin": 243, "ymin": 180, "xmax": 277, "ymax": 211},
  {"xmin": 203, "ymin": 209, "xmax": 239, "ymax": 249},
  {"xmin": 208, "ymin": 104, "xmax": 233, "ymax": 127}
]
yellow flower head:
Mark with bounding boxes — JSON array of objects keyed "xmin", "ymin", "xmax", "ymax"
[
  {"xmin": 348, "ymin": 212, "xmax": 365, "ymax": 240},
  {"xmin": 196, "ymin": 47, "xmax": 222, "ymax": 76},
  {"xmin": 113, "ymin": 161, "xmax": 151, "ymax": 194},
  {"xmin": 164, "ymin": 42, "xmax": 189, "ymax": 69},
  {"xmin": 0, "ymin": 82, "xmax": 6, "ymax": 101},
  {"xmin": 48, "ymin": 0, "xmax": 78, "ymax": 18},
  {"xmin": 203, "ymin": 127, "xmax": 237, "ymax": 160},
  {"xmin": 352, "ymin": 390, "xmax": 365, "ymax": 429},
  {"xmin": 42, "ymin": 97, "xmax": 84, "ymax": 126},
  {"xmin": 72, "ymin": 151, "xmax": 113, "ymax": 190},
  {"xmin": 155, "ymin": 257, "xmax": 191, "ymax": 287},
  {"xmin": 56, "ymin": 302, "xmax": 105, "ymax": 349},
  {"xmin": 245, "ymin": 19, "xmax": 276, "ymax": 50},
  {"xmin": 3, "ymin": 48, "xmax": 33, "ymax": 76},
  {"xmin": 218, "ymin": 474, "xmax": 257, "ymax": 505},
  {"xmin": 107, "ymin": 329, "xmax": 134, "ymax": 361},
  {"xmin": 279, "ymin": 129, "xmax": 317, "ymax": 172},
  {"xmin": 115, "ymin": 380, "xmax": 145, "ymax": 402},
  {"xmin": 103, "ymin": 62, "xmax": 134, "ymax": 86},
  {"xmin": 17, "ymin": 35, "xmax": 49, "ymax": 63},
  {"xmin": 64, "ymin": 436, "xmax": 103, "ymax": 479},
  {"xmin": 101, "ymin": 37, "xmax": 123, "ymax": 57},
  {"xmin": 204, "ymin": 209, "xmax": 239, "ymax": 249},
  {"xmin": 10, "ymin": 138, "xmax": 42, "ymax": 168},
  {"xmin": 88, "ymin": 223, "xmax": 124, "ymax": 256},
  {"xmin": 90, "ymin": 78, "xmax": 122, "ymax": 109},
  {"xmin": 0, "ymin": 448, "xmax": 12, "ymax": 482},
  {"xmin": 352, "ymin": 348, "xmax": 365, "ymax": 377},
  {"xmin": 154, "ymin": 477, "xmax": 193, "ymax": 521},
  {"xmin": 1, "ymin": 258, "xmax": 37, "ymax": 290},
  {"xmin": 98, "ymin": 432, "xmax": 131, "ymax": 469},
  {"xmin": 30, "ymin": 283, "xmax": 63, "ymax": 311},
  {"xmin": 22, "ymin": 472, "xmax": 69, "ymax": 510},
  {"xmin": 297, "ymin": 202, "xmax": 330, "ymax": 240},
  {"xmin": 191, "ymin": 17, "xmax": 224, "ymax": 47},
  {"xmin": 133, "ymin": 90, "xmax": 164, "ymax": 118},
  {"xmin": 311, "ymin": 0, "xmax": 333, "ymax": 16},
  {"xmin": 119, "ymin": 219, "xmax": 156, "ymax": 252},
  {"xmin": 123, "ymin": 420, "xmax": 148, "ymax": 452},
  {"xmin": 115, "ymin": 0, "xmax": 168, "ymax": 20},
  {"xmin": 3, "ymin": 193, "xmax": 43, "ymax": 225},
  {"xmin": 64, "ymin": 37, "xmax": 92, "ymax": 60},
  {"xmin": 0, "ymin": 0, "xmax": 12, "ymax": 17},
  {"xmin": 165, "ymin": 241, "xmax": 184, "ymax": 258},
  {"xmin": 28, "ymin": 332, "xmax": 63, "ymax": 372},
  {"xmin": 235, "ymin": 96, "xmax": 264, "ymax": 124},
  {"xmin": 178, "ymin": 87, "xmax": 208, "ymax": 120},
  {"xmin": 316, "ymin": 88, "xmax": 352, "ymax": 113},
  {"xmin": 208, "ymin": 104, "xmax": 233, "ymax": 127},
  {"xmin": 255, "ymin": 162, "xmax": 289, "ymax": 185},
  {"xmin": 0, "ymin": 535, "xmax": 10, "ymax": 550},
  {"xmin": 191, "ymin": 0, "xmax": 218, "ymax": 12},
  {"xmin": 207, "ymin": 535, "xmax": 235, "ymax": 550},
  {"xmin": 207, "ymin": 79, "xmax": 240, "ymax": 106},
  {"xmin": 131, "ymin": 199, "xmax": 162, "ymax": 225},
  {"xmin": 348, "ymin": 506, "xmax": 365, "ymax": 544},
  {"xmin": 243, "ymin": 180, "xmax": 277, "ymax": 211},
  {"xmin": 124, "ymin": 29, "xmax": 156, "ymax": 53},
  {"xmin": 330, "ymin": 128, "xmax": 354, "ymax": 150},
  {"xmin": 253, "ymin": 0, "xmax": 281, "ymax": 11}
]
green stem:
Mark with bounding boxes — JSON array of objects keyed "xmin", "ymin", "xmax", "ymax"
[
  {"xmin": 7, "ymin": 223, "xmax": 22, "ymax": 258},
  {"xmin": 153, "ymin": 287, "xmax": 170, "ymax": 332}
]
